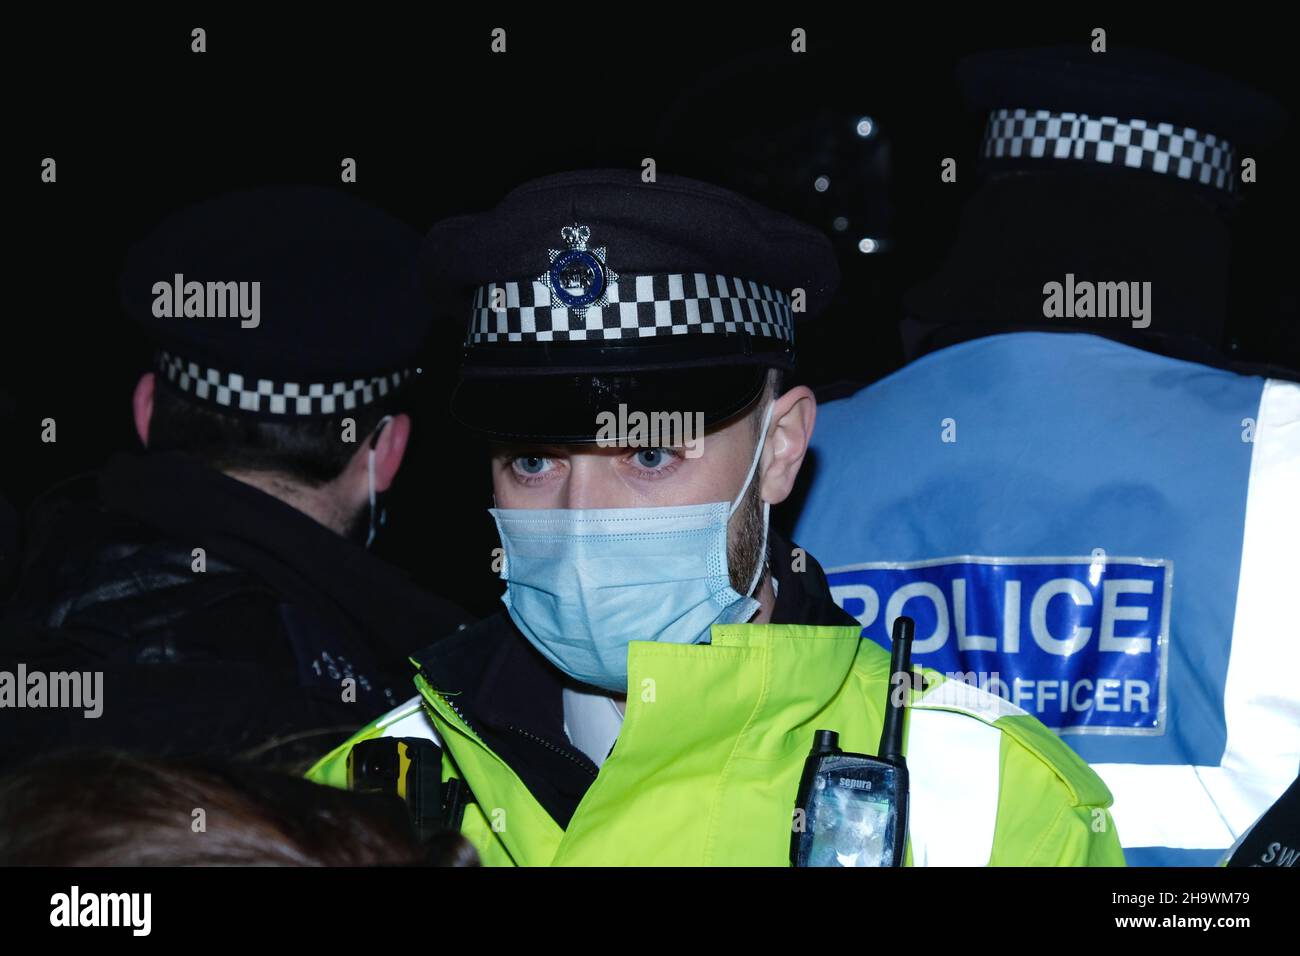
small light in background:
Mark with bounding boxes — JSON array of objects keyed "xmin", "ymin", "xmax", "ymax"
[
  {"xmin": 855, "ymin": 116, "xmax": 875, "ymax": 138},
  {"xmin": 857, "ymin": 237, "xmax": 880, "ymax": 254},
  {"xmin": 832, "ymin": 216, "xmax": 849, "ymax": 232},
  {"xmin": 813, "ymin": 175, "xmax": 830, "ymax": 193}
]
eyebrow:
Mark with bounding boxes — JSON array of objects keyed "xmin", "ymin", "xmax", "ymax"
[
  {"xmin": 494, "ymin": 443, "xmax": 662, "ymax": 458},
  {"xmin": 493, "ymin": 443, "xmax": 578, "ymax": 458}
]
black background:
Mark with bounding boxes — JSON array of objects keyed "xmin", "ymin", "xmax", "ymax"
[
  {"xmin": 6, "ymin": 12, "xmax": 1296, "ymax": 616},
  {"xmin": 4, "ymin": 864, "xmax": 1289, "ymax": 936}
]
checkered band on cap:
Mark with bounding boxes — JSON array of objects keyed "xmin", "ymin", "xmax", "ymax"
[
  {"xmin": 467, "ymin": 273, "xmax": 795, "ymax": 345},
  {"xmin": 982, "ymin": 108, "xmax": 1236, "ymax": 192},
  {"xmin": 157, "ymin": 351, "xmax": 413, "ymax": 416}
]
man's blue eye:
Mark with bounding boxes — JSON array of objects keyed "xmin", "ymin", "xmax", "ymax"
[
  {"xmin": 635, "ymin": 449, "xmax": 672, "ymax": 469},
  {"xmin": 516, "ymin": 456, "xmax": 549, "ymax": 475}
]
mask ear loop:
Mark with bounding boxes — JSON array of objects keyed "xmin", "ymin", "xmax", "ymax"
[
  {"xmin": 366, "ymin": 415, "xmax": 395, "ymax": 549},
  {"xmin": 729, "ymin": 401, "xmax": 777, "ymax": 598}
]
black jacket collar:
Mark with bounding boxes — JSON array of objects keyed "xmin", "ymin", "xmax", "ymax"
[{"xmin": 767, "ymin": 530, "xmax": 860, "ymax": 630}]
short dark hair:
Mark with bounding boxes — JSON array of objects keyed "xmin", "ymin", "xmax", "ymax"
[{"xmin": 147, "ymin": 378, "xmax": 401, "ymax": 487}]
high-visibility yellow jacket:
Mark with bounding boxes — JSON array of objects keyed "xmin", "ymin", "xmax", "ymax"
[{"xmin": 308, "ymin": 622, "xmax": 1125, "ymax": 866}]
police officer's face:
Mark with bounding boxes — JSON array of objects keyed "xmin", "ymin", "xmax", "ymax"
[{"xmin": 490, "ymin": 383, "xmax": 817, "ymax": 597}]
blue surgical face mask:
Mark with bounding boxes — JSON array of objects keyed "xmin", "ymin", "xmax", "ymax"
[{"xmin": 490, "ymin": 402, "xmax": 776, "ymax": 692}]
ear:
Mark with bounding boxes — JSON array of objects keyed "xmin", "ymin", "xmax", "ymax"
[
  {"xmin": 132, "ymin": 373, "xmax": 156, "ymax": 448},
  {"xmin": 758, "ymin": 385, "xmax": 816, "ymax": 507},
  {"xmin": 365, "ymin": 413, "xmax": 411, "ymax": 494}
]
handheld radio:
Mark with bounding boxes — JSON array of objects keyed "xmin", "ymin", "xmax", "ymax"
[{"xmin": 790, "ymin": 615, "xmax": 915, "ymax": 867}]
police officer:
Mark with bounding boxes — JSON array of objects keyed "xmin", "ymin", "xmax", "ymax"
[
  {"xmin": 308, "ymin": 169, "xmax": 1125, "ymax": 866},
  {"xmin": 794, "ymin": 47, "xmax": 1299, "ymax": 865},
  {"xmin": 0, "ymin": 186, "xmax": 469, "ymax": 770}
]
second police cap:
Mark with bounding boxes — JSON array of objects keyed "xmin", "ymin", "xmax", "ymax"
[
  {"xmin": 120, "ymin": 185, "xmax": 431, "ymax": 419},
  {"xmin": 422, "ymin": 169, "xmax": 840, "ymax": 442}
]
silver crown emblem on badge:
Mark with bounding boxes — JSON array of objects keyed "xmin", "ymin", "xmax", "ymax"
[
  {"xmin": 561, "ymin": 224, "xmax": 591, "ymax": 250},
  {"xmin": 541, "ymin": 222, "xmax": 616, "ymax": 317}
]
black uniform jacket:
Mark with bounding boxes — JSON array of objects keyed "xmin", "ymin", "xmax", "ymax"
[{"xmin": 0, "ymin": 452, "xmax": 470, "ymax": 770}]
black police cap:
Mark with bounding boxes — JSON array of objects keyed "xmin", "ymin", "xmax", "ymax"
[
  {"xmin": 957, "ymin": 46, "xmax": 1287, "ymax": 197},
  {"xmin": 120, "ymin": 186, "xmax": 430, "ymax": 419},
  {"xmin": 422, "ymin": 169, "xmax": 839, "ymax": 442},
  {"xmin": 903, "ymin": 46, "xmax": 1288, "ymax": 353}
]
